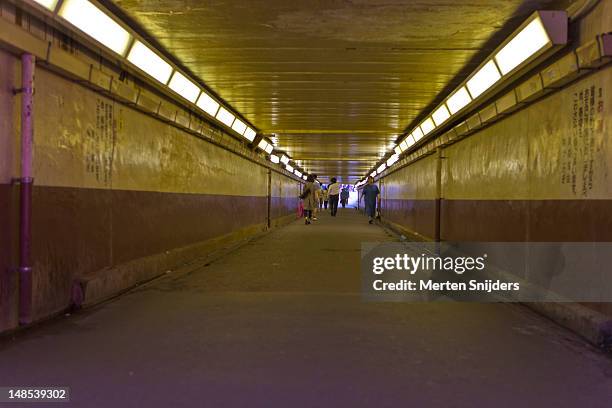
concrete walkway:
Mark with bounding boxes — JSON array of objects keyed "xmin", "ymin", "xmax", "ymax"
[{"xmin": 1, "ymin": 209, "xmax": 611, "ymax": 407}]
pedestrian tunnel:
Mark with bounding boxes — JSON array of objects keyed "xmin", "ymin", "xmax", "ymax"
[{"xmin": 0, "ymin": 0, "xmax": 612, "ymax": 406}]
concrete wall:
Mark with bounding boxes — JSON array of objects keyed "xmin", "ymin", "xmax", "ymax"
[{"xmin": 0, "ymin": 51, "xmax": 300, "ymax": 333}]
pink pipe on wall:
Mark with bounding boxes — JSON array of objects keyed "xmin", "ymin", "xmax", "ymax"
[{"xmin": 19, "ymin": 53, "xmax": 34, "ymax": 325}]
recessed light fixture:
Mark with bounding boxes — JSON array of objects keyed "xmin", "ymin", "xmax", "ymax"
[
  {"xmin": 432, "ymin": 105, "xmax": 451, "ymax": 126},
  {"xmin": 216, "ymin": 107, "xmax": 236, "ymax": 127},
  {"xmin": 420, "ymin": 118, "xmax": 435, "ymax": 136},
  {"xmin": 59, "ymin": 0, "xmax": 131, "ymax": 55},
  {"xmin": 127, "ymin": 41, "xmax": 173, "ymax": 84},
  {"xmin": 466, "ymin": 60, "xmax": 502, "ymax": 99},
  {"xmin": 196, "ymin": 92, "xmax": 220, "ymax": 117},
  {"xmin": 231, "ymin": 119, "xmax": 247, "ymax": 135},
  {"xmin": 495, "ymin": 17, "xmax": 550, "ymax": 75},
  {"xmin": 243, "ymin": 127, "xmax": 257, "ymax": 142},
  {"xmin": 446, "ymin": 87, "xmax": 472, "ymax": 115},
  {"xmin": 168, "ymin": 71, "xmax": 200, "ymax": 103}
]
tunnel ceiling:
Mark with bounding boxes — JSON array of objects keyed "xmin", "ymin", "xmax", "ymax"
[{"xmin": 114, "ymin": 0, "xmax": 571, "ymax": 182}]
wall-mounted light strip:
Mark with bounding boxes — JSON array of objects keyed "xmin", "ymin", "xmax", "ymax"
[
  {"xmin": 432, "ymin": 104, "xmax": 451, "ymax": 126},
  {"xmin": 32, "ymin": 0, "xmax": 58, "ymax": 11},
  {"xmin": 231, "ymin": 119, "xmax": 247, "ymax": 135},
  {"xmin": 196, "ymin": 92, "xmax": 220, "ymax": 117},
  {"xmin": 243, "ymin": 127, "xmax": 257, "ymax": 142},
  {"xmin": 59, "ymin": 0, "xmax": 131, "ymax": 56},
  {"xmin": 386, "ymin": 154, "xmax": 399, "ymax": 167},
  {"xmin": 127, "ymin": 41, "xmax": 173, "ymax": 85},
  {"xmin": 216, "ymin": 107, "xmax": 236, "ymax": 127},
  {"xmin": 495, "ymin": 17, "xmax": 550, "ymax": 75},
  {"xmin": 467, "ymin": 60, "xmax": 502, "ymax": 99},
  {"xmin": 446, "ymin": 87, "xmax": 472, "ymax": 114},
  {"xmin": 27, "ymin": 0, "xmax": 261, "ymax": 147},
  {"xmin": 420, "ymin": 118, "xmax": 435, "ymax": 136},
  {"xmin": 168, "ymin": 71, "xmax": 200, "ymax": 103},
  {"xmin": 367, "ymin": 10, "xmax": 568, "ymax": 182}
]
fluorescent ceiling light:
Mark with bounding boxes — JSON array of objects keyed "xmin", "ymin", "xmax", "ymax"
[
  {"xmin": 231, "ymin": 119, "xmax": 247, "ymax": 135},
  {"xmin": 495, "ymin": 17, "xmax": 550, "ymax": 75},
  {"xmin": 294, "ymin": 170, "xmax": 302, "ymax": 177},
  {"xmin": 466, "ymin": 60, "xmax": 501, "ymax": 99},
  {"xmin": 243, "ymin": 127, "xmax": 257, "ymax": 142},
  {"xmin": 216, "ymin": 107, "xmax": 235, "ymax": 127},
  {"xmin": 280, "ymin": 155, "xmax": 290, "ymax": 165},
  {"xmin": 168, "ymin": 71, "xmax": 200, "ymax": 103},
  {"xmin": 270, "ymin": 154, "xmax": 280, "ymax": 164},
  {"xmin": 285, "ymin": 164, "xmax": 294, "ymax": 173},
  {"xmin": 32, "ymin": 0, "xmax": 59, "ymax": 10},
  {"xmin": 394, "ymin": 145, "xmax": 402, "ymax": 155},
  {"xmin": 432, "ymin": 105, "xmax": 451, "ymax": 126},
  {"xmin": 370, "ymin": 171, "xmax": 377, "ymax": 178},
  {"xmin": 264, "ymin": 144, "xmax": 273, "ymax": 154},
  {"xmin": 127, "ymin": 41, "xmax": 173, "ymax": 84},
  {"xmin": 257, "ymin": 139, "xmax": 269, "ymax": 151},
  {"xmin": 303, "ymin": 175, "xmax": 307, "ymax": 180},
  {"xmin": 446, "ymin": 87, "xmax": 472, "ymax": 115},
  {"xmin": 377, "ymin": 163, "xmax": 387, "ymax": 173},
  {"xmin": 196, "ymin": 92, "xmax": 220, "ymax": 117},
  {"xmin": 412, "ymin": 127, "xmax": 424, "ymax": 142},
  {"xmin": 59, "ymin": 0, "xmax": 131, "ymax": 55},
  {"xmin": 399, "ymin": 139, "xmax": 408, "ymax": 151},
  {"xmin": 420, "ymin": 118, "xmax": 435, "ymax": 136},
  {"xmin": 406, "ymin": 134, "xmax": 416, "ymax": 146},
  {"xmin": 386, "ymin": 154, "xmax": 399, "ymax": 167}
]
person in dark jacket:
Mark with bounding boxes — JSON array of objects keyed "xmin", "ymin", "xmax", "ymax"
[{"xmin": 340, "ymin": 187, "xmax": 349, "ymax": 208}]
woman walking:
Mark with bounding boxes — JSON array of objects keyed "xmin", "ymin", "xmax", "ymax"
[{"xmin": 300, "ymin": 174, "xmax": 318, "ymax": 225}]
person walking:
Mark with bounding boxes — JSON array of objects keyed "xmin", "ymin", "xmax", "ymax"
[
  {"xmin": 312, "ymin": 175, "xmax": 321, "ymax": 220},
  {"xmin": 360, "ymin": 176, "xmax": 380, "ymax": 224},
  {"xmin": 340, "ymin": 187, "xmax": 349, "ymax": 208},
  {"xmin": 322, "ymin": 187, "xmax": 329, "ymax": 209},
  {"xmin": 300, "ymin": 175, "xmax": 318, "ymax": 225},
  {"xmin": 327, "ymin": 177, "xmax": 340, "ymax": 216}
]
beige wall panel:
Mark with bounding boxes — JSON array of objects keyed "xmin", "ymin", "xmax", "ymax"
[
  {"xmin": 443, "ymin": 114, "xmax": 529, "ymax": 200},
  {"xmin": 271, "ymin": 171, "xmax": 299, "ymax": 199},
  {"xmin": 0, "ymin": 49, "xmax": 19, "ymax": 182},
  {"xmin": 577, "ymin": 0, "xmax": 612, "ymax": 41},
  {"xmin": 33, "ymin": 68, "xmax": 269, "ymax": 197},
  {"xmin": 383, "ymin": 155, "xmax": 437, "ymax": 201}
]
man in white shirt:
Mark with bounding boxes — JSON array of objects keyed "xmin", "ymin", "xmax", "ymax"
[{"xmin": 327, "ymin": 177, "xmax": 341, "ymax": 216}]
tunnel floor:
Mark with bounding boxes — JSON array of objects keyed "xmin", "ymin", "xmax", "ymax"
[{"xmin": 1, "ymin": 209, "xmax": 611, "ymax": 407}]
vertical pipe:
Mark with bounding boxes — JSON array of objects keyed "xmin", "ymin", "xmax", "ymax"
[
  {"xmin": 19, "ymin": 54, "xmax": 35, "ymax": 325},
  {"xmin": 266, "ymin": 169, "xmax": 271, "ymax": 228}
]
